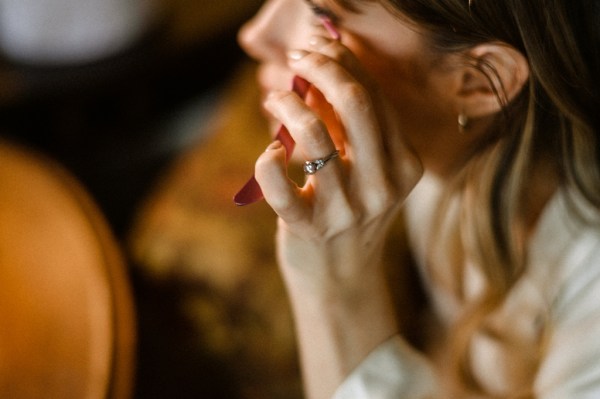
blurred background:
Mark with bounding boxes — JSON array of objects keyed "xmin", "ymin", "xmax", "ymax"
[{"xmin": 0, "ymin": 0, "xmax": 304, "ymax": 398}]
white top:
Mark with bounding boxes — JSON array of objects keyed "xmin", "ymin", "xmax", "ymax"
[{"xmin": 333, "ymin": 174, "xmax": 600, "ymax": 398}]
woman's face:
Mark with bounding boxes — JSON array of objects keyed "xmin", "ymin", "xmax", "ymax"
[{"xmin": 238, "ymin": 0, "xmax": 466, "ymax": 173}]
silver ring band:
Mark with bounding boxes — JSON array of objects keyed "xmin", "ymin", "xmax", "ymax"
[{"xmin": 303, "ymin": 150, "xmax": 340, "ymax": 175}]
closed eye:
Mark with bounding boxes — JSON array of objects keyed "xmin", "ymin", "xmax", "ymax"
[{"xmin": 304, "ymin": 0, "xmax": 339, "ymax": 24}]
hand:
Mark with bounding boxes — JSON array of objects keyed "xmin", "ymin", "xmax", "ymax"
[
  {"xmin": 255, "ymin": 35, "xmax": 423, "ymax": 293},
  {"xmin": 253, "ymin": 35, "xmax": 424, "ymax": 399}
]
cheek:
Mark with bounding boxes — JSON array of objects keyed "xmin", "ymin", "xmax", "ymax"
[
  {"xmin": 374, "ymin": 59, "xmax": 429, "ymax": 106},
  {"xmin": 355, "ymin": 45, "xmax": 434, "ymax": 116},
  {"xmin": 348, "ymin": 41, "xmax": 454, "ymax": 157},
  {"xmin": 346, "ymin": 30, "xmax": 433, "ymax": 106}
]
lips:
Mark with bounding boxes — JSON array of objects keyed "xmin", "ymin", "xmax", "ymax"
[{"xmin": 256, "ymin": 63, "xmax": 295, "ymax": 99}]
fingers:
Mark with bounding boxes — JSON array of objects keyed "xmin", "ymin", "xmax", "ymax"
[
  {"xmin": 255, "ymin": 138, "xmax": 349, "ymax": 228},
  {"xmin": 255, "ymin": 141, "xmax": 307, "ymax": 222},
  {"xmin": 287, "ymin": 37, "xmax": 399, "ymax": 211},
  {"xmin": 292, "ymin": 40, "xmax": 388, "ymax": 173},
  {"xmin": 258, "ymin": 35, "xmax": 416, "ymax": 225},
  {"xmin": 263, "ymin": 89, "xmax": 346, "ymax": 194},
  {"xmin": 265, "ymin": 90, "xmax": 336, "ymax": 161}
]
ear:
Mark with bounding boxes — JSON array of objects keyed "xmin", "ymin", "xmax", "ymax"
[{"xmin": 455, "ymin": 42, "xmax": 529, "ymax": 119}]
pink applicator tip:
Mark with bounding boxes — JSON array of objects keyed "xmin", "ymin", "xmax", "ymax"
[{"xmin": 321, "ymin": 17, "xmax": 341, "ymax": 40}]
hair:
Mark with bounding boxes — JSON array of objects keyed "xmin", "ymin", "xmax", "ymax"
[{"xmin": 334, "ymin": 0, "xmax": 600, "ymax": 396}]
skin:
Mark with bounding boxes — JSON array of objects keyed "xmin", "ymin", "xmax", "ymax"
[{"xmin": 237, "ymin": 0, "xmax": 530, "ymax": 398}]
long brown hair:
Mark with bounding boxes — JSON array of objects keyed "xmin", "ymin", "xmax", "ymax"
[{"xmin": 335, "ymin": 0, "xmax": 600, "ymax": 396}]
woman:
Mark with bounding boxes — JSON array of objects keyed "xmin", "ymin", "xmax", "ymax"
[{"xmin": 237, "ymin": 0, "xmax": 600, "ymax": 397}]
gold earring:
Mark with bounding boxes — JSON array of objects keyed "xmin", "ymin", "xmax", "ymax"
[{"xmin": 458, "ymin": 112, "xmax": 469, "ymax": 133}]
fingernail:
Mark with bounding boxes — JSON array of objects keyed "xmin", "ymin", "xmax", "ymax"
[
  {"xmin": 287, "ymin": 49, "xmax": 308, "ymax": 61},
  {"xmin": 266, "ymin": 140, "xmax": 283, "ymax": 151}
]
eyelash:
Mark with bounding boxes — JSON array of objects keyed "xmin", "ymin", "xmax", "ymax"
[{"xmin": 305, "ymin": 0, "xmax": 338, "ymax": 24}]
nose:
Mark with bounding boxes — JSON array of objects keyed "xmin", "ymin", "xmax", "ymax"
[{"xmin": 238, "ymin": 0, "xmax": 296, "ymax": 63}]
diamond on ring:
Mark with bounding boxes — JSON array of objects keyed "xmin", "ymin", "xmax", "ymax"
[{"xmin": 303, "ymin": 150, "xmax": 340, "ymax": 175}]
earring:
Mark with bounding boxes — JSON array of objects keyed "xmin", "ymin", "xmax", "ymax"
[{"xmin": 458, "ymin": 112, "xmax": 469, "ymax": 133}]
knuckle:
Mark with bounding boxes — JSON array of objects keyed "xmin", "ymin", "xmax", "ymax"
[
  {"xmin": 364, "ymin": 183, "xmax": 398, "ymax": 216},
  {"xmin": 316, "ymin": 209, "xmax": 355, "ymax": 238},
  {"xmin": 304, "ymin": 45, "xmax": 349, "ymax": 71},
  {"xmin": 335, "ymin": 208, "xmax": 360, "ymax": 232},
  {"xmin": 271, "ymin": 196, "xmax": 298, "ymax": 216},
  {"xmin": 294, "ymin": 116, "xmax": 328, "ymax": 146},
  {"xmin": 335, "ymin": 175, "xmax": 398, "ymax": 225},
  {"xmin": 373, "ymin": 190, "xmax": 397, "ymax": 213},
  {"xmin": 323, "ymin": 42, "xmax": 347, "ymax": 61},
  {"xmin": 254, "ymin": 148, "xmax": 281, "ymax": 178},
  {"xmin": 339, "ymin": 82, "xmax": 372, "ymax": 113},
  {"xmin": 269, "ymin": 89, "xmax": 293, "ymax": 103},
  {"xmin": 254, "ymin": 152, "xmax": 270, "ymax": 171},
  {"xmin": 308, "ymin": 193, "xmax": 356, "ymax": 238},
  {"xmin": 305, "ymin": 51, "xmax": 332, "ymax": 69}
]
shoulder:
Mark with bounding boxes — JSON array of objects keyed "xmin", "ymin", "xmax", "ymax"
[
  {"xmin": 527, "ymin": 190, "xmax": 600, "ymax": 317},
  {"xmin": 526, "ymin": 191, "xmax": 600, "ymax": 396}
]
